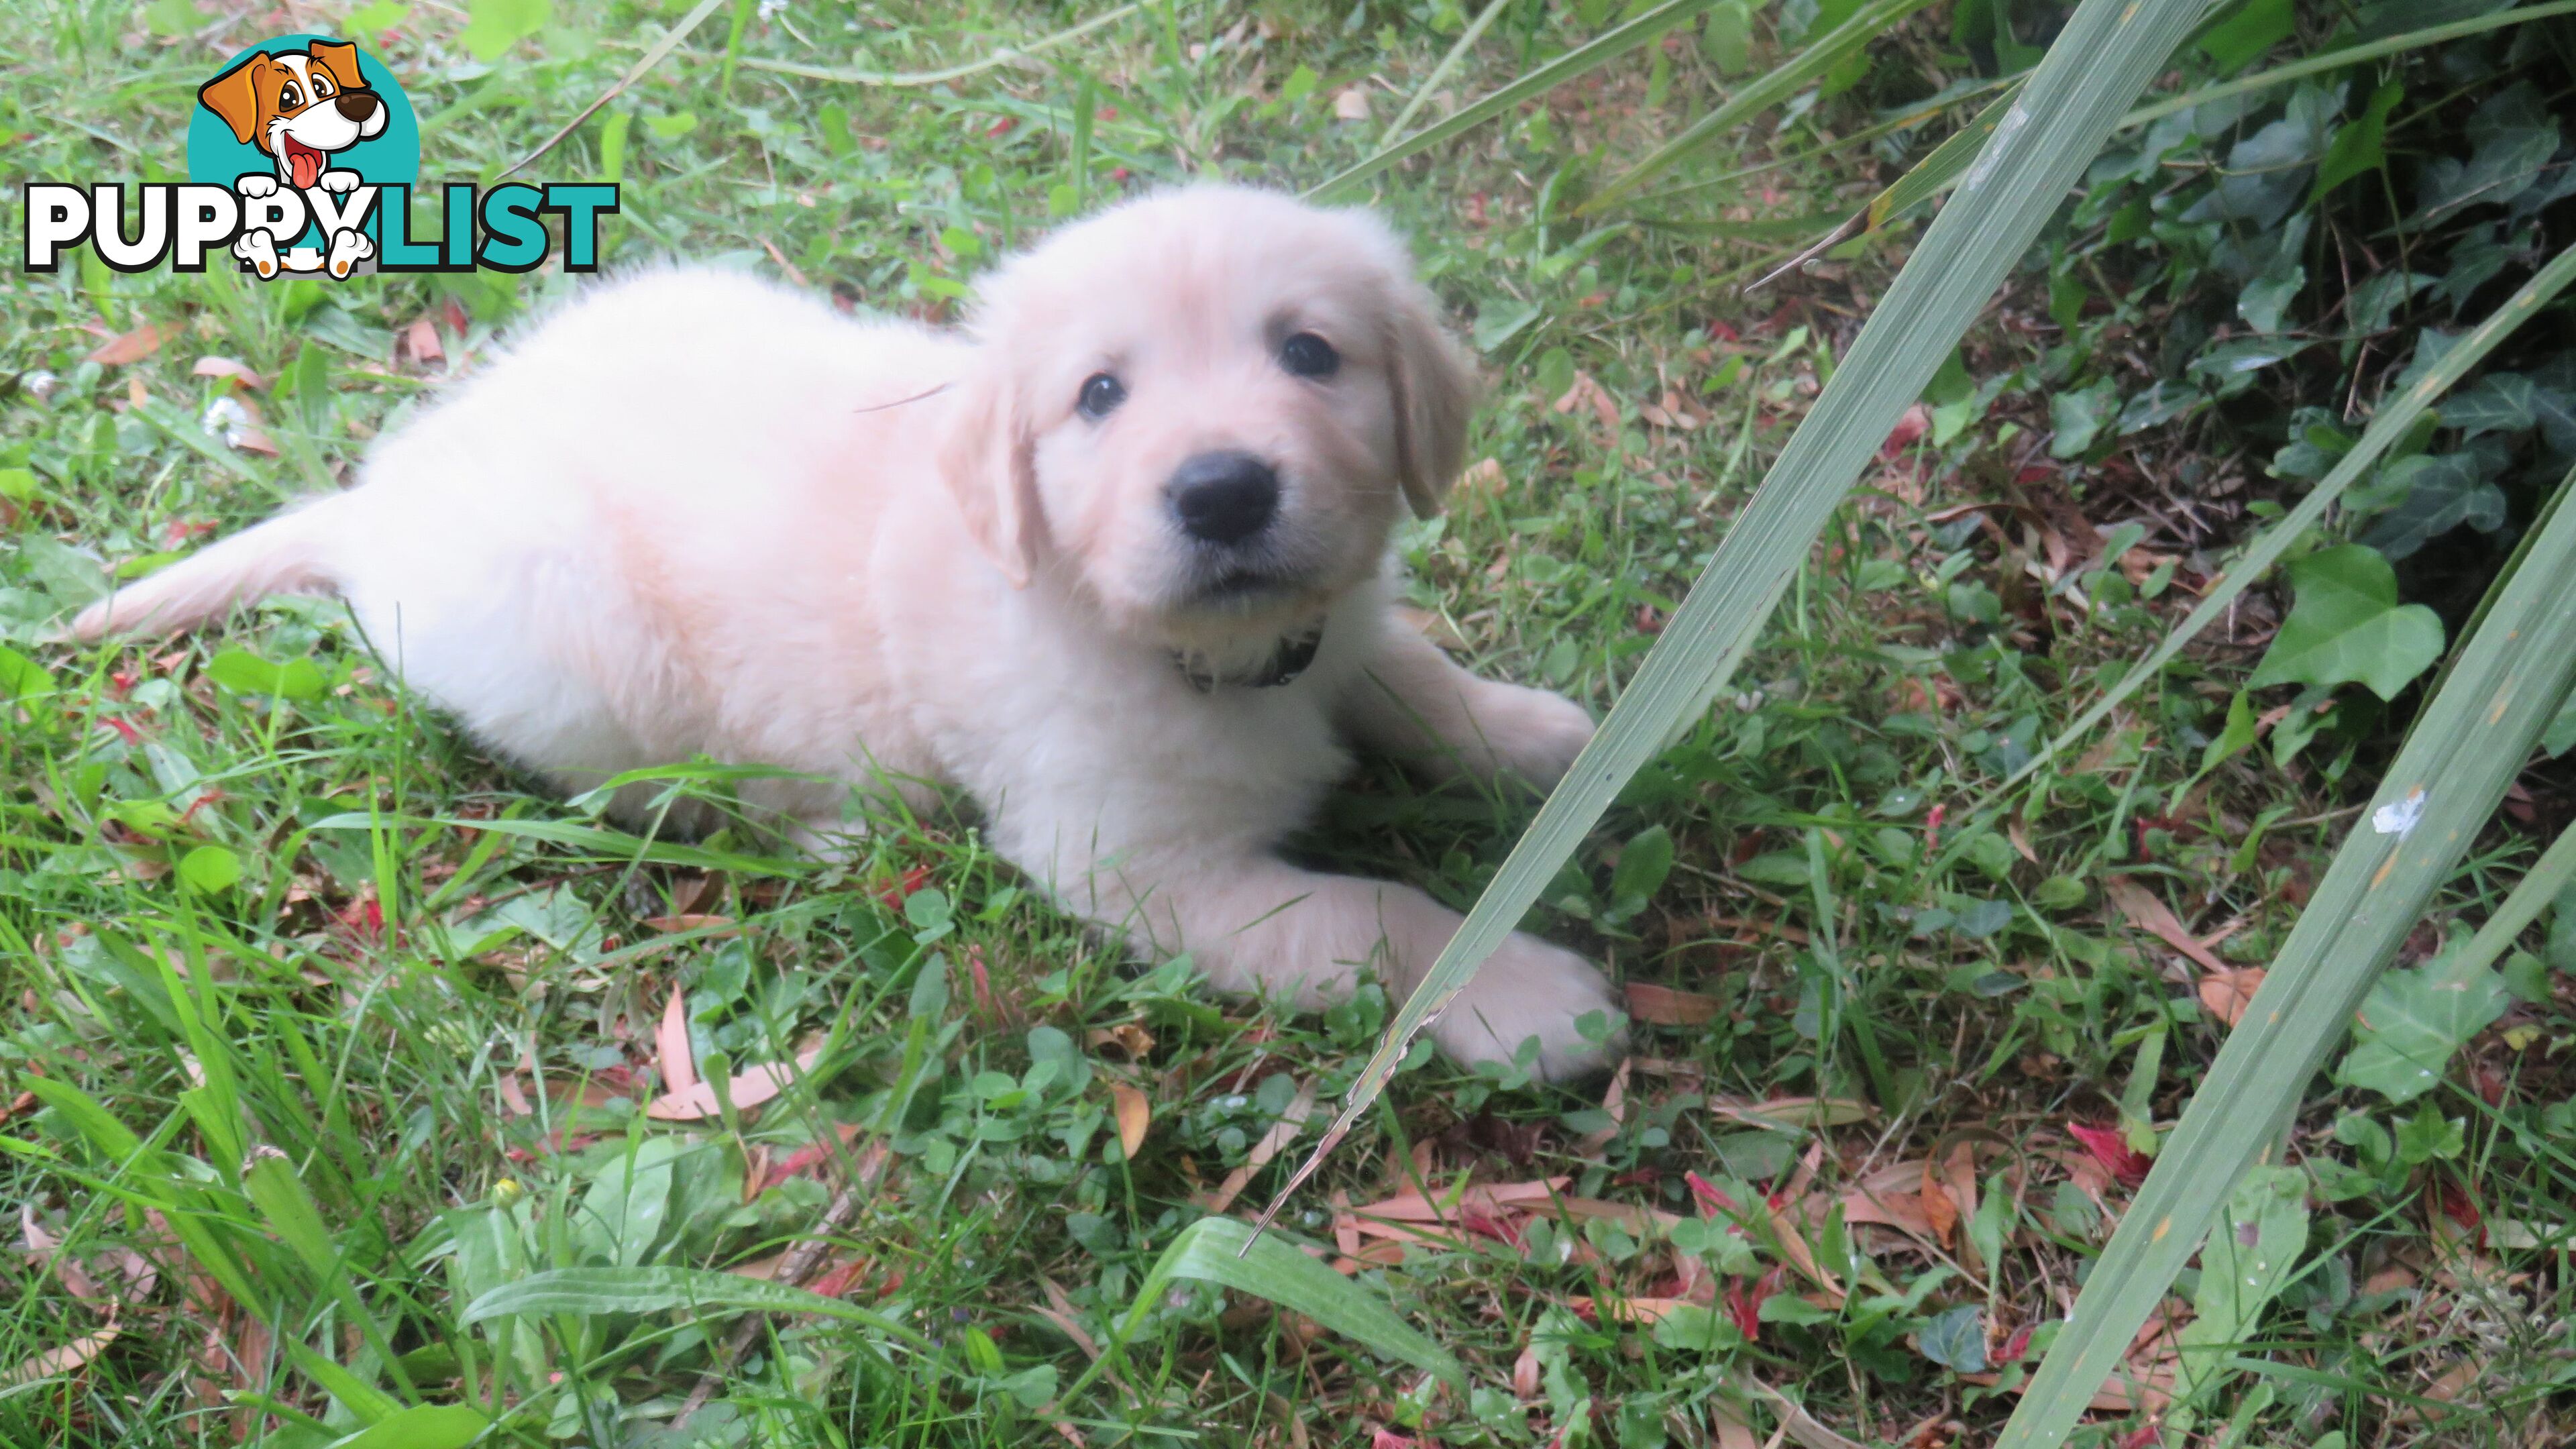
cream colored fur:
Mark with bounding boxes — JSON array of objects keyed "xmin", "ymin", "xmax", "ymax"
[{"xmin": 73, "ymin": 185, "xmax": 1622, "ymax": 1077}]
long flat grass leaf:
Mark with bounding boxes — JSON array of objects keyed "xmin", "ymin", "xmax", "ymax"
[
  {"xmin": 304, "ymin": 812, "xmax": 808, "ymax": 876},
  {"xmin": 504, "ymin": 0, "xmax": 731, "ymax": 176},
  {"xmin": 1381, "ymin": 0, "xmax": 1511, "ymax": 142},
  {"xmin": 1992, "ymin": 244, "xmax": 2576, "ymax": 796},
  {"xmin": 1996, "ymin": 461, "xmax": 2576, "ymax": 1447},
  {"xmin": 1865, "ymin": 83, "xmax": 2023, "ymax": 229},
  {"xmin": 1305, "ymin": 0, "xmax": 1714, "ymax": 203},
  {"xmin": 1585, "ymin": 0, "xmax": 1940, "ymax": 212},
  {"xmin": 1259, "ymin": 0, "xmax": 2214, "ymax": 1233},
  {"xmin": 711, "ymin": 3, "xmax": 1146, "ymax": 87},
  {"xmin": 1073, "ymin": 1216, "xmax": 1464, "ymax": 1401},
  {"xmin": 320, "ymin": 1405, "xmax": 490, "ymax": 1449},
  {"xmin": 461, "ymin": 1265, "xmax": 931, "ymax": 1350}
]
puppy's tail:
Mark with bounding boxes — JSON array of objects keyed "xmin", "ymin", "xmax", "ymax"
[{"xmin": 68, "ymin": 498, "xmax": 345, "ymax": 641}]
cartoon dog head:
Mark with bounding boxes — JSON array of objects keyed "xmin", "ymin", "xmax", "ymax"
[{"xmin": 197, "ymin": 42, "xmax": 388, "ymax": 191}]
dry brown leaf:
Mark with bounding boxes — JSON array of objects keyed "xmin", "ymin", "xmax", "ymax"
[
  {"xmin": 1835, "ymin": 1186, "xmax": 1939, "ymax": 1243},
  {"xmin": 1085, "ymin": 1022, "xmax": 1156, "ymax": 1058},
  {"xmin": 645, "ymin": 1046, "xmax": 821, "ymax": 1120},
  {"xmin": 1352, "ymin": 1177, "xmax": 1568, "ymax": 1223},
  {"xmin": 1552, "ymin": 370, "xmax": 1620, "ymax": 431},
  {"xmin": 87, "ymin": 324, "xmax": 164, "ymax": 366},
  {"xmin": 1199, "ymin": 1080, "xmax": 1315, "ymax": 1214},
  {"xmin": 643, "ymin": 914, "xmax": 735, "ymax": 934},
  {"xmin": 1036, "ymin": 1277, "xmax": 1102, "ymax": 1360},
  {"xmin": 1577, "ymin": 1058, "xmax": 1631, "ymax": 1156},
  {"xmin": 405, "ymin": 316, "xmax": 445, "ymax": 365},
  {"xmin": 1625, "ymin": 983, "xmax": 1721, "ymax": 1025},
  {"xmin": 1110, "ymin": 1082, "xmax": 1151, "ymax": 1161},
  {"xmin": 1512, "ymin": 1344, "xmax": 1543, "ymax": 1401},
  {"xmin": 1711, "ymin": 1095, "xmax": 1873, "ymax": 1130},
  {"xmin": 1710, "ymin": 1405, "xmax": 1760, "ymax": 1449},
  {"xmin": 2104, "ymin": 877, "xmax": 2230, "ymax": 975},
  {"xmin": 2006, "ymin": 819, "xmax": 2039, "ymax": 863},
  {"xmin": 7, "ymin": 1327, "xmax": 117, "ymax": 1387},
  {"xmin": 1921, "ymin": 1162, "xmax": 1960, "ymax": 1248},
  {"xmin": 1568, "ymin": 1294, "xmax": 1690, "ymax": 1324},
  {"xmin": 2198, "ymin": 965, "xmax": 2266, "ymax": 1027},
  {"xmin": 657, "ymin": 984, "xmax": 696, "ymax": 1096},
  {"xmin": 1770, "ymin": 1201, "xmax": 1846, "ymax": 1305},
  {"xmin": 496, "ymin": 1072, "xmax": 534, "ymax": 1118},
  {"xmin": 1332, "ymin": 86, "xmax": 1371, "ymax": 121},
  {"xmin": 191, "ymin": 356, "xmax": 268, "ymax": 390},
  {"xmin": 1959, "ymin": 1364, "xmax": 2171, "ymax": 1415},
  {"xmin": 1554, "ymin": 1197, "xmax": 1687, "ymax": 1236}
]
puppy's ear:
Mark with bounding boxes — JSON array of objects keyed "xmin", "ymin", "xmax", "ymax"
[
  {"xmin": 937, "ymin": 362, "xmax": 1044, "ymax": 588},
  {"xmin": 197, "ymin": 56, "xmax": 270, "ymax": 146},
  {"xmin": 1383, "ymin": 284, "xmax": 1478, "ymax": 519},
  {"xmin": 307, "ymin": 41, "xmax": 366, "ymax": 92}
]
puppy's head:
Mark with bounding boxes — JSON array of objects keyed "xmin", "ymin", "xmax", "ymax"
[
  {"xmin": 198, "ymin": 42, "xmax": 388, "ymax": 189},
  {"xmin": 939, "ymin": 186, "xmax": 1474, "ymax": 647}
]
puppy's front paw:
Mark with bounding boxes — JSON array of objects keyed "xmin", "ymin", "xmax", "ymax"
[
  {"xmin": 318, "ymin": 169, "xmax": 362, "ymax": 194},
  {"xmin": 1428, "ymin": 932, "xmax": 1623, "ymax": 1082},
  {"xmin": 237, "ymin": 174, "xmax": 279, "ymax": 199},
  {"xmin": 1475, "ymin": 682, "xmax": 1595, "ymax": 790},
  {"xmin": 325, "ymin": 228, "xmax": 375, "ymax": 279}
]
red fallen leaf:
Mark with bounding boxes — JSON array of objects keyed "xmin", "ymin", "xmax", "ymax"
[
  {"xmin": 2014, "ymin": 465, "xmax": 2056, "ymax": 486},
  {"xmin": 1458, "ymin": 1203, "xmax": 1524, "ymax": 1248},
  {"xmin": 86, "ymin": 323, "xmax": 165, "ymax": 366},
  {"xmin": 107, "ymin": 669, "xmax": 139, "ymax": 699},
  {"xmin": 2065, "ymin": 1122, "xmax": 2149, "ymax": 1189},
  {"xmin": 875, "ymin": 863, "xmax": 930, "ymax": 909},
  {"xmin": 985, "ymin": 117, "xmax": 1016, "ymax": 138},
  {"xmin": 163, "ymin": 518, "xmax": 217, "ymax": 547},
  {"xmin": 1096, "ymin": 105, "xmax": 1119, "ymax": 121},
  {"xmin": 1924, "ymin": 802, "xmax": 1945, "ymax": 849},
  {"xmin": 1686, "ymin": 1171, "xmax": 1739, "ymax": 1216},
  {"xmin": 2114, "ymin": 1424, "xmax": 2163, "ymax": 1449},
  {"xmin": 1724, "ymin": 1277, "xmax": 1761, "ymax": 1340},
  {"xmin": 966, "ymin": 945, "xmax": 997, "ymax": 1019},
  {"xmin": 2434, "ymin": 1178, "xmax": 2484, "ymax": 1245},
  {"xmin": 753, "ymin": 1122, "xmax": 865, "ymax": 1196},
  {"xmin": 1371, "ymin": 1431, "xmax": 1419, "ymax": 1449},
  {"xmin": 102, "ymin": 715, "xmax": 142, "ymax": 746},
  {"xmin": 338, "ymin": 894, "xmax": 384, "ymax": 942},
  {"xmin": 1879, "ymin": 404, "xmax": 1929, "ymax": 460},
  {"xmin": 1997, "ymin": 1322, "xmax": 2033, "ymax": 1362},
  {"xmin": 1707, "ymin": 319, "xmax": 1739, "ymax": 343},
  {"xmin": 1110, "ymin": 166, "xmax": 1130, "ymax": 182}
]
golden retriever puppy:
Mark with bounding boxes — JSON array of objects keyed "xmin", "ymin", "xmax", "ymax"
[{"xmin": 73, "ymin": 185, "xmax": 1623, "ymax": 1077}]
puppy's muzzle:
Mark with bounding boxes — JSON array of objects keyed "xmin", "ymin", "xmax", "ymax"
[{"xmin": 1168, "ymin": 450, "xmax": 1279, "ymax": 547}]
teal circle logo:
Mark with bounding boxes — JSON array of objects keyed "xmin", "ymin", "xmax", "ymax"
[{"xmin": 186, "ymin": 34, "xmax": 419, "ymax": 273}]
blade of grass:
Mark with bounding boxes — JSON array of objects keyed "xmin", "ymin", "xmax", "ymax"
[
  {"xmin": 1069, "ymin": 1216, "xmax": 1464, "ymax": 1404},
  {"xmin": 1381, "ymin": 0, "xmax": 1512, "ymax": 142},
  {"xmin": 1988, "ymin": 242, "xmax": 2576, "ymax": 799},
  {"xmin": 504, "ymin": 0, "xmax": 733, "ymax": 178},
  {"xmin": 462, "ymin": 1266, "xmax": 933, "ymax": 1351},
  {"xmin": 1996, "ymin": 458, "xmax": 2576, "ymax": 1447},
  {"xmin": 1256, "ymin": 0, "xmax": 2215, "ymax": 1237},
  {"xmin": 672, "ymin": 3, "xmax": 1148, "ymax": 88},
  {"xmin": 1304, "ymin": 0, "xmax": 1715, "ymax": 204},
  {"xmin": 1583, "ymin": 0, "xmax": 1941, "ymax": 213}
]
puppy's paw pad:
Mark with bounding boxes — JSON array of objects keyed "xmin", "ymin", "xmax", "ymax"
[{"xmin": 1429, "ymin": 934, "xmax": 1623, "ymax": 1083}]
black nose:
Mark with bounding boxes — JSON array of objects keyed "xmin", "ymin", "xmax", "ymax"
[
  {"xmin": 1168, "ymin": 451, "xmax": 1279, "ymax": 545},
  {"xmin": 335, "ymin": 91, "xmax": 380, "ymax": 123}
]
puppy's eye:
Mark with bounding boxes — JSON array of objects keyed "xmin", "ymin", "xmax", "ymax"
[
  {"xmin": 313, "ymin": 74, "xmax": 335, "ymax": 97},
  {"xmin": 1077, "ymin": 372, "xmax": 1126, "ymax": 420},
  {"xmin": 1279, "ymin": 332, "xmax": 1340, "ymax": 379},
  {"xmin": 278, "ymin": 83, "xmax": 303, "ymax": 109}
]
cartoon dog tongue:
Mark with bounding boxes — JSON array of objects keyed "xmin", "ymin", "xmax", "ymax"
[{"xmin": 284, "ymin": 139, "xmax": 323, "ymax": 190}]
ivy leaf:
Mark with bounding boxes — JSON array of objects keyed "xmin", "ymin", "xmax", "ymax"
[
  {"xmin": 2314, "ymin": 83, "xmax": 2402, "ymax": 203},
  {"xmin": 1609, "ymin": 824, "xmax": 1676, "ymax": 914},
  {"xmin": 205, "ymin": 648, "xmax": 328, "ymax": 700},
  {"xmin": 2361, "ymin": 453, "xmax": 2507, "ymax": 559},
  {"xmin": 2339, "ymin": 928, "xmax": 2510, "ymax": 1103},
  {"xmin": 1917, "ymin": 1303, "xmax": 1988, "ymax": 1373},
  {"xmin": 2440, "ymin": 373, "xmax": 2538, "ymax": 439},
  {"xmin": 2249, "ymin": 544, "xmax": 2445, "ymax": 700},
  {"xmin": 2418, "ymin": 123, "xmax": 2559, "ymax": 221},
  {"xmin": 2049, "ymin": 380, "xmax": 2118, "ymax": 458}
]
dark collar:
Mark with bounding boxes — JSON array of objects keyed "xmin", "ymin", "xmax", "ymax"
[{"xmin": 1173, "ymin": 622, "xmax": 1324, "ymax": 694}]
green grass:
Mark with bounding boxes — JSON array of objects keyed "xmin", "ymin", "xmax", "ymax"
[{"xmin": 4, "ymin": 3, "xmax": 2573, "ymax": 1447}]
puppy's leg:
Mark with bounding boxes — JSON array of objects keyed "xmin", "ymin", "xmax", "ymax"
[
  {"xmin": 1073, "ymin": 847, "xmax": 1622, "ymax": 1080},
  {"xmin": 1342, "ymin": 622, "xmax": 1596, "ymax": 788}
]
